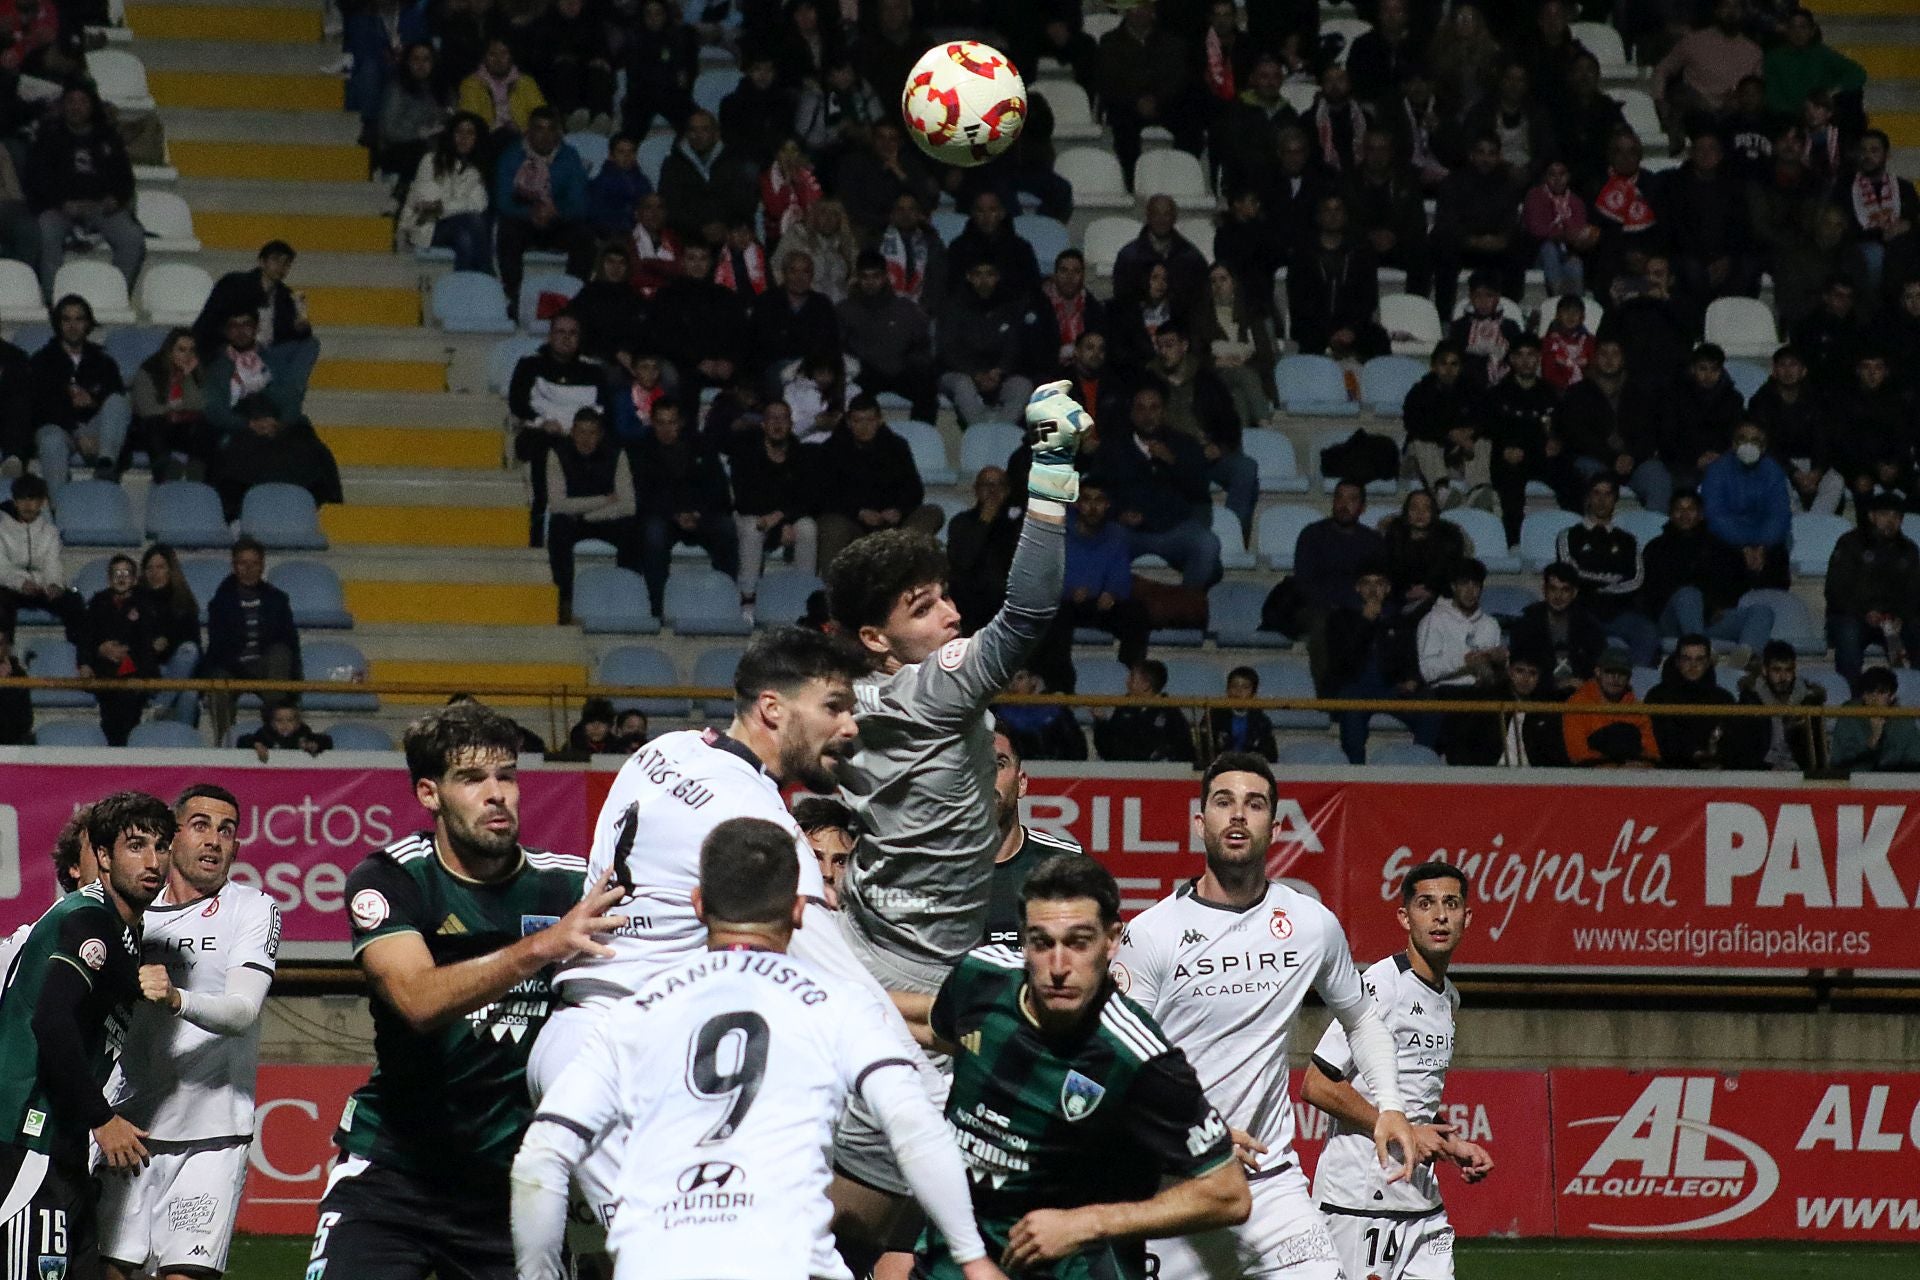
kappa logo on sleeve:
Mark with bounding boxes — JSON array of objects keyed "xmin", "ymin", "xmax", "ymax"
[{"xmin": 937, "ymin": 638, "xmax": 970, "ymax": 671}]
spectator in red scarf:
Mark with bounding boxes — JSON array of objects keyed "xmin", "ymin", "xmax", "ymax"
[
  {"xmin": 713, "ymin": 216, "xmax": 770, "ymax": 298},
  {"xmin": 1586, "ymin": 128, "xmax": 1667, "ymax": 302},
  {"xmin": 1843, "ymin": 129, "xmax": 1918, "ymax": 299},
  {"xmin": 875, "ymin": 192, "xmax": 946, "ymax": 313},
  {"xmin": 627, "ymin": 192, "xmax": 681, "ymax": 298},
  {"xmin": 1032, "ymin": 249, "xmax": 1109, "ymax": 370},
  {"xmin": 760, "ymin": 138, "xmax": 822, "ymax": 249},
  {"xmin": 1307, "ymin": 63, "xmax": 1368, "ymax": 176}
]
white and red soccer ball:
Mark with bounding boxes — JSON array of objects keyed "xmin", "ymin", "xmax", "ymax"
[{"xmin": 900, "ymin": 41, "xmax": 1027, "ymax": 166}]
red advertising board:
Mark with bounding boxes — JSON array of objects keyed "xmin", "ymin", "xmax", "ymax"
[
  {"xmin": 238, "ymin": 1065, "xmax": 371, "ymax": 1236},
  {"xmin": 1552, "ymin": 1070, "xmax": 1920, "ymax": 1242}
]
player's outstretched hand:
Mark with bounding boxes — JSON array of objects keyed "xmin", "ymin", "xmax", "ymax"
[
  {"xmin": 94, "ymin": 1115, "xmax": 148, "ymax": 1171},
  {"xmin": 958, "ymin": 1257, "xmax": 1011, "ymax": 1280},
  {"xmin": 1228, "ymin": 1126, "xmax": 1269, "ymax": 1174},
  {"xmin": 1412, "ymin": 1121, "xmax": 1455, "ymax": 1164},
  {"xmin": 1004, "ymin": 1206, "xmax": 1099, "ymax": 1268},
  {"xmin": 532, "ymin": 869, "xmax": 626, "ymax": 964},
  {"xmin": 1374, "ymin": 1109, "xmax": 1420, "ymax": 1185},
  {"xmin": 1024, "ymin": 380, "xmax": 1092, "ymax": 505},
  {"xmin": 1448, "ymin": 1137, "xmax": 1494, "ymax": 1184}
]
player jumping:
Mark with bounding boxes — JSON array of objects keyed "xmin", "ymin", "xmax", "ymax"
[
  {"xmin": 1113, "ymin": 753, "xmax": 1419, "ymax": 1280},
  {"xmin": 512, "ymin": 817, "xmax": 1003, "ymax": 1280},
  {"xmin": 1304, "ymin": 861, "xmax": 1492, "ymax": 1280}
]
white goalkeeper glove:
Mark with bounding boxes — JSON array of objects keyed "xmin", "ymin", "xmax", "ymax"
[{"xmin": 1024, "ymin": 380, "xmax": 1092, "ymax": 508}]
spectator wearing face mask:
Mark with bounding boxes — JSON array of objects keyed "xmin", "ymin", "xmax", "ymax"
[{"xmin": 1700, "ymin": 420, "xmax": 1792, "ymax": 591}]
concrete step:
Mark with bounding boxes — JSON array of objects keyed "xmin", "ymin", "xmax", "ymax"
[
  {"xmin": 169, "ymin": 138, "xmax": 366, "ymax": 183},
  {"xmin": 344, "ymin": 581, "xmax": 558, "ymax": 627},
  {"xmin": 308, "ymin": 388, "xmax": 502, "ymax": 427},
  {"xmin": 195, "ymin": 211, "xmax": 392, "ymax": 255},
  {"xmin": 340, "ymin": 469, "xmax": 523, "ymax": 507},
  {"xmin": 129, "ymin": 38, "xmax": 341, "ymax": 77},
  {"xmin": 157, "ymin": 107, "xmax": 361, "ymax": 146},
  {"xmin": 1840, "ymin": 44, "xmax": 1920, "ymax": 81},
  {"xmin": 129, "ymin": 3, "xmax": 324, "ymax": 44},
  {"xmin": 312, "ymin": 357, "xmax": 446, "ymax": 393},
  {"xmin": 320, "ymin": 503, "xmax": 523, "ymax": 547},
  {"xmin": 148, "ymin": 69, "xmax": 341, "ymax": 112},
  {"xmin": 178, "ymin": 178, "xmax": 393, "ymax": 218},
  {"xmin": 310, "ymin": 545, "xmax": 553, "ymax": 584},
  {"xmin": 194, "ymin": 248, "xmax": 418, "ymax": 288},
  {"xmin": 319, "ymin": 424, "xmax": 502, "ymax": 470},
  {"xmin": 340, "ymin": 622, "xmax": 585, "ymax": 660}
]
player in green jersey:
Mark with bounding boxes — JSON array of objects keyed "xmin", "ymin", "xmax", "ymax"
[
  {"xmin": 916, "ymin": 854, "xmax": 1250, "ymax": 1280},
  {"xmin": 0, "ymin": 791, "xmax": 175, "ymax": 1280},
  {"xmin": 307, "ymin": 702, "xmax": 624, "ymax": 1280}
]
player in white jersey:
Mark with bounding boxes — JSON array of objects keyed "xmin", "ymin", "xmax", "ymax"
[
  {"xmin": 526, "ymin": 627, "xmax": 936, "ymax": 1261},
  {"xmin": 100, "ymin": 785, "xmax": 280, "ymax": 1280},
  {"xmin": 512, "ymin": 818, "xmax": 1002, "ymax": 1280},
  {"xmin": 0, "ymin": 810, "xmax": 97, "ymax": 982},
  {"xmin": 1305, "ymin": 862, "xmax": 1491, "ymax": 1280},
  {"xmin": 1112, "ymin": 753, "xmax": 1419, "ymax": 1280}
]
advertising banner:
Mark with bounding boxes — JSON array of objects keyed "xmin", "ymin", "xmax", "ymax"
[{"xmin": 238, "ymin": 1064, "xmax": 371, "ymax": 1236}]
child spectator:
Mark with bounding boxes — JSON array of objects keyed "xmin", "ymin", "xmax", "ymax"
[
  {"xmin": 1092, "ymin": 660, "xmax": 1195, "ymax": 763},
  {"xmin": 238, "ymin": 698, "xmax": 333, "ymax": 760},
  {"xmin": 568, "ymin": 697, "xmax": 617, "ymax": 754},
  {"xmin": 1205, "ymin": 666, "xmax": 1277, "ymax": 761},
  {"xmin": 1446, "ymin": 271, "xmax": 1524, "ymax": 387},
  {"xmin": 1522, "ymin": 160, "xmax": 1598, "ymax": 298},
  {"xmin": 1541, "ymin": 295, "xmax": 1596, "ymax": 392}
]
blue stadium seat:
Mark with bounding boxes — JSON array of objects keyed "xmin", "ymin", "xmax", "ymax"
[
  {"xmin": 35, "ymin": 720, "xmax": 108, "ymax": 747},
  {"xmin": 753, "ymin": 569, "xmax": 822, "ymax": 627},
  {"xmin": 102, "ymin": 326, "xmax": 165, "ymax": 382},
  {"xmin": 1724, "ymin": 359, "xmax": 1769, "ymax": 400},
  {"xmin": 693, "ymin": 68, "xmax": 741, "ymax": 115},
  {"xmin": 432, "ymin": 271, "xmax": 515, "ymax": 334},
  {"xmin": 566, "ymin": 131, "xmax": 610, "ymax": 176},
  {"xmin": 596, "ymin": 644, "xmax": 685, "ymax": 716},
  {"xmin": 182, "ymin": 558, "xmax": 227, "ymax": 622},
  {"xmin": 70, "ymin": 556, "xmax": 109, "ymax": 601},
  {"xmin": 519, "ymin": 272, "xmax": 585, "ymax": 336},
  {"xmin": 1481, "ymin": 584, "xmax": 1540, "ymax": 621},
  {"xmin": 1239, "ymin": 430, "xmax": 1309, "ymax": 494},
  {"xmin": 1255, "ymin": 504, "xmax": 1319, "ymax": 571},
  {"xmin": 1251, "ymin": 659, "xmax": 1324, "ymax": 729},
  {"xmin": 930, "ymin": 209, "xmax": 968, "ymax": 243},
  {"xmin": 664, "ymin": 567, "xmax": 751, "ymax": 636},
  {"xmin": 302, "ymin": 641, "xmax": 379, "ymax": 711},
  {"xmin": 958, "ymin": 422, "xmax": 1023, "ymax": 479},
  {"xmin": 1441, "ymin": 508, "xmax": 1519, "ymax": 573},
  {"xmin": 636, "ymin": 132, "xmax": 673, "ymax": 186},
  {"xmin": 1519, "ymin": 509, "xmax": 1581, "ymax": 571},
  {"xmin": 1012, "ymin": 215, "xmax": 1070, "ymax": 272},
  {"xmin": 239, "ymin": 483, "xmax": 328, "ymax": 550},
  {"xmin": 488, "ymin": 334, "xmax": 544, "ymax": 394},
  {"xmin": 1274, "ymin": 355, "xmax": 1359, "ymax": 416},
  {"xmin": 1151, "ymin": 623, "xmax": 1207, "ymax": 649},
  {"xmin": 1739, "ymin": 589, "xmax": 1823, "ymax": 655},
  {"xmin": 1896, "ymin": 668, "xmax": 1920, "ymax": 707},
  {"xmin": 1072, "ymin": 657, "xmax": 1129, "ymax": 725},
  {"xmin": 1371, "ymin": 742, "xmax": 1443, "ymax": 767},
  {"xmin": 574, "ymin": 566, "xmax": 661, "ymax": 634},
  {"xmin": 1212, "ymin": 505, "xmax": 1253, "ymax": 570},
  {"xmin": 127, "ymin": 720, "xmax": 204, "ymax": 748},
  {"xmin": 275, "ymin": 560, "xmax": 354, "ymax": 628},
  {"xmin": 1358, "ymin": 355, "xmax": 1426, "ymax": 416},
  {"xmin": 1789, "ymin": 513, "xmax": 1852, "ymax": 577},
  {"xmin": 1208, "ymin": 580, "xmax": 1289, "ymax": 648},
  {"xmin": 145, "ymin": 482, "xmax": 230, "ymax": 548},
  {"xmin": 1158, "ymin": 659, "xmax": 1218, "ymax": 698},
  {"xmin": 55, "ymin": 479, "xmax": 139, "ymax": 546},
  {"xmin": 894, "ymin": 420, "xmax": 955, "ymax": 486},
  {"xmin": 26, "ymin": 640, "xmax": 91, "ymax": 707},
  {"xmin": 10, "ymin": 323, "xmax": 49, "ymax": 353},
  {"xmin": 1612, "ymin": 508, "xmax": 1665, "ymax": 548},
  {"xmin": 1804, "ymin": 668, "xmax": 1852, "ymax": 705},
  {"xmin": 325, "ymin": 721, "xmax": 395, "ymax": 751},
  {"xmin": 1276, "ymin": 739, "xmax": 1346, "ymax": 765},
  {"xmin": 691, "ymin": 644, "xmax": 746, "ymax": 720}
]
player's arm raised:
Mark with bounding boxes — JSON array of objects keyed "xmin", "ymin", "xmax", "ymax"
[
  {"xmin": 1311, "ymin": 936, "xmax": 1418, "ymax": 1184},
  {"xmin": 360, "ymin": 869, "xmax": 624, "ymax": 1034}
]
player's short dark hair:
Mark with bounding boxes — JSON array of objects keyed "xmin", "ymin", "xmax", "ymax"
[
  {"xmin": 1021, "ymin": 852, "xmax": 1120, "ymax": 927},
  {"xmin": 733, "ymin": 625, "xmax": 868, "ymax": 713},
  {"xmin": 53, "ymin": 805, "xmax": 94, "ymax": 892},
  {"xmin": 790, "ymin": 795, "xmax": 856, "ymax": 836},
  {"xmin": 1401, "ymin": 860, "xmax": 1469, "ymax": 903},
  {"xmin": 826, "ymin": 529, "xmax": 949, "ymax": 634},
  {"xmin": 403, "ymin": 700, "xmax": 524, "ymax": 783},
  {"xmin": 174, "ymin": 783, "xmax": 239, "ymax": 817},
  {"xmin": 88, "ymin": 791, "xmax": 178, "ymax": 858},
  {"xmin": 699, "ymin": 817, "xmax": 801, "ymax": 923},
  {"xmin": 1202, "ymin": 751, "xmax": 1278, "ymax": 806}
]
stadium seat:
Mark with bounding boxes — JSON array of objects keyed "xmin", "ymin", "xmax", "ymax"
[
  {"xmin": 1739, "ymin": 589, "xmax": 1823, "ymax": 654},
  {"xmin": 1209, "ymin": 505, "xmax": 1252, "ymax": 570},
  {"xmin": 691, "ymin": 644, "xmax": 747, "ymax": 720},
  {"xmin": 1082, "ymin": 215, "xmax": 1138, "ymax": 277},
  {"xmin": 1274, "ymin": 355, "xmax": 1359, "ymax": 415},
  {"xmin": 137, "ymin": 262, "xmax": 212, "ymax": 327},
  {"xmin": 566, "ymin": 131, "xmax": 610, "ymax": 176},
  {"xmin": 894, "ymin": 420, "xmax": 955, "ymax": 486},
  {"xmin": 327, "ymin": 721, "xmax": 396, "ymax": 751},
  {"xmin": 1133, "ymin": 151, "xmax": 1208, "ymax": 201},
  {"xmin": 1153, "ymin": 658, "xmax": 1215, "ymax": 701},
  {"xmin": 275, "ymin": 560, "xmax": 354, "ymax": 628},
  {"xmin": 1804, "ymin": 668, "xmax": 1852, "ymax": 705},
  {"xmin": 34, "ymin": 721, "xmax": 108, "ymax": 747},
  {"xmin": 1574, "ymin": 21, "xmax": 1630, "ymax": 77},
  {"xmin": 0, "ymin": 260, "xmax": 43, "ymax": 323},
  {"xmin": 574, "ymin": 565, "xmax": 662, "ymax": 634},
  {"xmin": 1252, "ymin": 659, "xmax": 1325, "ymax": 729},
  {"xmin": 636, "ymin": 132, "xmax": 673, "ymax": 185},
  {"xmin": 1724, "ymin": 358, "xmax": 1769, "ymax": 400},
  {"xmin": 1371, "ymin": 742, "xmax": 1443, "ymax": 767},
  {"xmin": 70, "ymin": 557, "xmax": 110, "ymax": 600},
  {"xmin": 87, "ymin": 48, "xmax": 154, "ymax": 110},
  {"xmin": 1208, "ymin": 580, "xmax": 1289, "ymax": 648},
  {"xmin": 145, "ymin": 481, "xmax": 230, "ymax": 547},
  {"xmin": 1608, "ymin": 88, "xmax": 1665, "ymax": 152},
  {"xmin": 1239, "ymin": 430, "xmax": 1309, "ymax": 494},
  {"xmin": 433, "ymin": 271, "xmax": 515, "ymax": 334},
  {"xmin": 692, "ymin": 67, "xmax": 741, "ymax": 116},
  {"xmin": 958, "ymin": 421, "xmax": 1023, "ymax": 478},
  {"xmin": 26, "ymin": 640, "xmax": 91, "ymax": 707},
  {"xmin": 1276, "ymin": 739, "xmax": 1346, "ymax": 765},
  {"xmin": 487, "ymin": 334, "xmax": 543, "ymax": 394},
  {"xmin": 1612, "ymin": 508, "xmax": 1666, "ymax": 548},
  {"xmin": 1176, "ymin": 219, "xmax": 1215, "ymax": 263},
  {"xmin": 1256, "ymin": 504, "xmax": 1319, "ymax": 571},
  {"xmin": 1533, "ymin": 294, "xmax": 1605, "ymax": 335},
  {"xmin": 54, "ymin": 479, "xmax": 139, "ymax": 546},
  {"xmin": 1045, "ymin": 82, "xmax": 1100, "ymax": 140},
  {"xmin": 928, "ymin": 493, "xmax": 966, "ymax": 543},
  {"xmin": 1896, "ymin": 668, "xmax": 1920, "ymax": 708},
  {"xmin": 181, "ymin": 558, "xmax": 226, "ymax": 620},
  {"xmin": 53, "ymin": 261, "xmax": 136, "ymax": 325},
  {"xmin": 1054, "ymin": 148, "xmax": 1129, "ymax": 208},
  {"xmin": 1358, "ymin": 355, "xmax": 1426, "ymax": 416},
  {"xmin": 1378, "ymin": 293, "xmax": 1444, "ymax": 355},
  {"xmin": 753, "ymin": 569, "xmax": 823, "ymax": 626},
  {"xmin": 1480, "ymin": 584, "xmax": 1540, "ymax": 621},
  {"xmin": 1072, "ymin": 657, "xmax": 1129, "ymax": 725},
  {"xmin": 597, "ymin": 644, "xmax": 686, "ymax": 715},
  {"xmin": 127, "ymin": 720, "xmax": 203, "ymax": 748},
  {"xmin": 1519, "ymin": 509, "xmax": 1581, "ymax": 570},
  {"xmin": 665, "ymin": 567, "xmax": 752, "ymax": 636},
  {"xmin": 1322, "ymin": 17, "xmax": 1370, "ymax": 64},
  {"xmin": 1441, "ymin": 508, "xmax": 1519, "ymax": 572},
  {"xmin": 1013, "ymin": 216, "xmax": 1070, "ymax": 273},
  {"xmin": 1280, "ymin": 83, "xmax": 1317, "ymax": 113},
  {"xmin": 137, "ymin": 190, "xmax": 200, "ymax": 254},
  {"xmin": 519, "ymin": 272, "xmax": 584, "ymax": 336},
  {"xmin": 1704, "ymin": 297, "xmax": 1779, "ymax": 360},
  {"xmin": 1449, "ymin": 294, "xmax": 1525, "ymax": 325},
  {"xmin": 239, "ymin": 483, "xmax": 328, "ymax": 550},
  {"xmin": 929, "ymin": 208, "xmax": 968, "ymax": 243},
  {"xmin": 303, "ymin": 640, "xmax": 379, "ymax": 711}
]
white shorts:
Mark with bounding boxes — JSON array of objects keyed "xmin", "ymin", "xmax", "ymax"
[
  {"xmin": 1150, "ymin": 1163, "xmax": 1344, "ymax": 1280},
  {"xmin": 97, "ymin": 1140, "xmax": 250, "ymax": 1275},
  {"xmin": 527, "ymin": 998, "xmax": 624, "ymax": 1257},
  {"xmin": 1321, "ymin": 1205, "xmax": 1454, "ymax": 1280}
]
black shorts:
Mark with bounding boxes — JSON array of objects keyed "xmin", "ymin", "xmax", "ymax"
[
  {"xmin": 0, "ymin": 1142, "xmax": 96, "ymax": 1280},
  {"xmin": 307, "ymin": 1156, "xmax": 513, "ymax": 1280}
]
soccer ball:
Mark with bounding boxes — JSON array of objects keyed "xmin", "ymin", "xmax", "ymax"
[{"xmin": 901, "ymin": 41, "xmax": 1027, "ymax": 166}]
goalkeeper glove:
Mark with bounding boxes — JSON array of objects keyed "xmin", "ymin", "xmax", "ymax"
[{"xmin": 1024, "ymin": 379, "xmax": 1092, "ymax": 507}]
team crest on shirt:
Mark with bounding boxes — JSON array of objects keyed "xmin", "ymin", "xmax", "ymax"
[
  {"xmin": 38, "ymin": 1257, "xmax": 66, "ymax": 1280},
  {"xmin": 200, "ymin": 897, "xmax": 220, "ymax": 918},
  {"xmin": 937, "ymin": 638, "xmax": 969, "ymax": 670},
  {"xmin": 77, "ymin": 938, "xmax": 107, "ymax": 970},
  {"xmin": 1061, "ymin": 1070, "xmax": 1105, "ymax": 1121},
  {"xmin": 1268, "ymin": 910, "xmax": 1293, "ymax": 940}
]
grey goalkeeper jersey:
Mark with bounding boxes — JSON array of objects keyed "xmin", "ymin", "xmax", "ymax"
[{"xmin": 839, "ymin": 515, "xmax": 1064, "ymax": 968}]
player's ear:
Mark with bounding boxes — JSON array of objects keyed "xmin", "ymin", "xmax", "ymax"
[
  {"xmin": 756, "ymin": 687, "xmax": 783, "ymax": 730},
  {"xmin": 1016, "ymin": 769, "xmax": 1028, "ymax": 800},
  {"xmin": 414, "ymin": 776, "xmax": 440, "ymax": 816},
  {"xmin": 1396, "ymin": 904, "xmax": 1411, "ymax": 932},
  {"xmin": 789, "ymin": 895, "xmax": 805, "ymax": 931},
  {"xmin": 691, "ymin": 886, "xmax": 707, "ymax": 925},
  {"xmin": 856, "ymin": 623, "xmax": 891, "ymax": 659}
]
